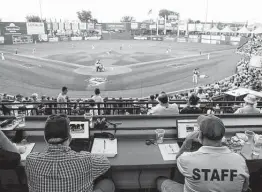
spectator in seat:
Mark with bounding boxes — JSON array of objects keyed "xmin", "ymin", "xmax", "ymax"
[
  {"xmin": 26, "ymin": 115, "xmax": 114, "ymax": 192},
  {"xmin": 157, "ymin": 115, "xmax": 249, "ymax": 192},
  {"xmin": 180, "ymin": 94, "xmax": 202, "ymax": 114},
  {"xmin": 148, "ymin": 92, "xmax": 179, "ymax": 115},
  {"xmin": 148, "ymin": 95, "xmax": 158, "ymax": 108},
  {"xmin": 197, "ymin": 88, "xmax": 207, "ymax": 101},
  {"xmin": 234, "ymin": 94, "xmax": 260, "ymax": 114}
]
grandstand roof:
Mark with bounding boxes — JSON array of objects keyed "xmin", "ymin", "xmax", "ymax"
[
  {"xmin": 225, "ymin": 88, "xmax": 262, "ymax": 98},
  {"xmin": 208, "ymin": 26, "xmax": 221, "ymax": 33},
  {"xmin": 253, "ymin": 27, "xmax": 262, "ymax": 34},
  {"xmin": 220, "ymin": 26, "xmax": 233, "ymax": 33},
  {"xmin": 237, "ymin": 26, "xmax": 251, "ymax": 34}
]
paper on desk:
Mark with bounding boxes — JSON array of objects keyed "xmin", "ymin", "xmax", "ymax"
[
  {"xmin": 20, "ymin": 143, "xmax": 35, "ymax": 161},
  {"xmin": 91, "ymin": 138, "xmax": 117, "ymax": 158},
  {"xmin": 159, "ymin": 143, "xmax": 180, "ymax": 161}
]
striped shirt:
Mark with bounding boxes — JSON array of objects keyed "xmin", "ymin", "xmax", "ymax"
[{"xmin": 26, "ymin": 144, "xmax": 110, "ymax": 192}]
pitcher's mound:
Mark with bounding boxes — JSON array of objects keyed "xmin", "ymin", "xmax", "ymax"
[{"xmin": 74, "ymin": 65, "xmax": 132, "ymax": 76}]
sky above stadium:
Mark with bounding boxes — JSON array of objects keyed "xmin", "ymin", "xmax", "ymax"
[{"xmin": 1, "ymin": 0, "xmax": 261, "ymax": 23}]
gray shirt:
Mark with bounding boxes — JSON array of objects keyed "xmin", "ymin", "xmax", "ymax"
[{"xmin": 234, "ymin": 105, "xmax": 260, "ymax": 114}]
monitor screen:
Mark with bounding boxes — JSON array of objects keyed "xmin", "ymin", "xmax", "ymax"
[
  {"xmin": 69, "ymin": 121, "xmax": 89, "ymax": 139},
  {"xmin": 177, "ymin": 120, "xmax": 198, "ymax": 139}
]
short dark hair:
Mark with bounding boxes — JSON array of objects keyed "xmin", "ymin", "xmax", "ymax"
[
  {"xmin": 44, "ymin": 115, "xmax": 70, "ymax": 144},
  {"xmin": 150, "ymin": 95, "xmax": 155, "ymax": 100},
  {"xmin": 94, "ymin": 88, "xmax": 100, "ymax": 95},
  {"xmin": 158, "ymin": 93, "xmax": 168, "ymax": 104},
  {"xmin": 89, "ymin": 99, "xmax": 96, "ymax": 107},
  {"xmin": 62, "ymin": 87, "xmax": 68, "ymax": 92},
  {"xmin": 189, "ymin": 94, "xmax": 199, "ymax": 105}
]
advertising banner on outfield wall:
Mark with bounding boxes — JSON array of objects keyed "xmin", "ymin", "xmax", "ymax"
[
  {"xmin": 71, "ymin": 23, "xmax": 79, "ymax": 31},
  {"xmin": 105, "ymin": 23, "xmax": 126, "ymax": 31},
  {"xmin": 188, "ymin": 24, "xmax": 196, "ymax": 31},
  {"xmin": 131, "ymin": 23, "xmax": 138, "ymax": 29},
  {"xmin": 64, "ymin": 22, "xmax": 71, "ymax": 30},
  {"xmin": 0, "ymin": 22, "xmax": 27, "ymax": 35},
  {"xmin": 12, "ymin": 35, "xmax": 33, "ymax": 44},
  {"xmin": 71, "ymin": 36, "xmax": 82, "ymax": 41},
  {"xmin": 38, "ymin": 34, "xmax": 48, "ymax": 42},
  {"xmin": 79, "ymin": 23, "xmax": 87, "ymax": 30},
  {"xmin": 195, "ymin": 24, "xmax": 203, "ymax": 32},
  {"xmin": 26, "ymin": 22, "xmax": 45, "ymax": 34},
  {"xmin": 47, "ymin": 23, "xmax": 52, "ymax": 30},
  {"xmin": 149, "ymin": 24, "xmax": 156, "ymax": 30},
  {"xmin": 0, "ymin": 36, "xmax": 4, "ymax": 44},
  {"xmin": 48, "ymin": 37, "xmax": 59, "ymax": 42},
  {"xmin": 59, "ymin": 22, "xmax": 64, "ymax": 30},
  {"xmin": 52, "ymin": 22, "xmax": 59, "ymax": 30},
  {"xmin": 139, "ymin": 23, "xmax": 148, "ymax": 29},
  {"xmin": 87, "ymin": 23, "xmax": 95, "ymax": 30}
]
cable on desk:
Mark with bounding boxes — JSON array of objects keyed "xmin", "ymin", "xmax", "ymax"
[{"xmin": 138, "ymin": 169, "xmax": 143, "ymax": 192}]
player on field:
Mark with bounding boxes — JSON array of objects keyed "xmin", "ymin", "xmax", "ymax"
[
  {"xmin": 32, "ymin": 48, "xmax": 36, "ymax": 54},
  {"xmin": 193, "ymin": 68, "xmax": 200, "ymax": 85},
  {"xmin": 92, "ymin": 45, "xmax": 95, "ymax": 49},
  {"xmin": 1, "ymin": 52, "xmax": 5, "ymax": 60},
  {"xmin": 207, "ymin": 53, "xmax": 210, "ymax": 60},
  {"xmin": 15, "ymin": 49, "xmax": 18, "ymax": 54}
]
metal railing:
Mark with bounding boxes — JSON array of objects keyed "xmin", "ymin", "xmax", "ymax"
[{"xmin": 1, "ymin": 100, "xmax": 261, "ymax": 116}]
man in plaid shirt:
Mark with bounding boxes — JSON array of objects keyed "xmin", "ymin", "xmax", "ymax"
[{"xmin": 25, "ymin": 114, "xmax": 115, "ymax": 192}]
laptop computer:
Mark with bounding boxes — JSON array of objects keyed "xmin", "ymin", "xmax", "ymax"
[
  {"xmin": 70, "ymin": 121, "xmax": 89, "ymax": 139},
  {"xmin": 176, "ymin": 119, "xmax": 202, "ymax": 150},
  {"xmin": 69, "ymin": 121, "xmax": 91, "ymax": 152}
]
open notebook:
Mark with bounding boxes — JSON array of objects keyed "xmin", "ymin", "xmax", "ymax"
[
  {"xmin": 91, "ymin": 138, "xmax": 117, "ymax": 158},
  {"xmin": 158, "ymin": 143, "xmax": 180, "ymax": 161}
]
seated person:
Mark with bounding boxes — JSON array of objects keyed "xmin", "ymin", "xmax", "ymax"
[
  {"xmin": 0, "ymin": 130, "xmax": 24, "ymax": 168},
  {"xmin": 234, "ymin": 94, "xmax": 260, "ymax": 114},
  {"xmin": 148, "ymin": 92, "xmax": 179, "ymax": 115},
  {"xmin": 180, "ymin": 94, "xmax": 202, "ymax": 114},
  {"xmin": 157, "ymin": 115, "xmax": 249, "ymax": 192},
  {"xmin": 26, "ymin": 115, "xmax": 114, "ymax": 192}
]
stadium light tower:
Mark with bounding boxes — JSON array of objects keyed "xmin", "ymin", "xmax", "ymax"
[
  {"xmin": 39, "ymin": 0, "xmax": 43, "ymax": 21},
  {"xmin": 205, "ymin": 0, "xmax": 209, "ymax": 24}
]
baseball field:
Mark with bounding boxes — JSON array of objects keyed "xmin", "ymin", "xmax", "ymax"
[{"xmin": 0, "ymin": 40, "xmax": 240, "ymax": 98}]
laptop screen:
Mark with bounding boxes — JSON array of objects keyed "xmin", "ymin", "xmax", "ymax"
[
  {"xmin": 177, "ymin": 119, "xmax": 198, "ymax": 139},
  {"xmin": 69, "ymin": 121, "xmax": 89, "ymax": 139}
]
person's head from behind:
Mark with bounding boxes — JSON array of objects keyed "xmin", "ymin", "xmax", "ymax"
[
  {"xmin": 244, "ymin": 94, "xmax": 257, "ymax": 107},
  {"xmin": 197, "ymin": 115, "xmax": 225, "ymax": 147},
  {"xmin": 89, "ymin": 99, "xmax": 96, "ymax": 107},
  {"xmin": 94, "ymin": 88, "xmax": 100, "ymax": 96},
  {"xmin": 62, "ymin": 86, "xmax": 68, "ymax": 95},
  {"xmin": 44, "ymin": 114, "xmax": 71, "ymax": 146},
  {"xmin": 157, "ymin": 93, "xmax": 169, "ymax": 105},
  {"xmin": 198, "ymin": 88, "xmax": 203, "ymax": 94},
  {"xmin": 150, "ymin": 95, "xmax": 155, "ymax": 101},
  {"xmin": 31, "ymin": 93, "xmax": 38, "ymax": 101},
  {"xmin": 16, "ymin": 94, "xmax": 23, "ymax": 102},
  {"xmin": 188, "ymin": 94, "xmax": 199, "ymax": 106}
]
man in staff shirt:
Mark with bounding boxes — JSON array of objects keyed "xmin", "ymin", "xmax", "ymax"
[{"xmin": 157, "ymin": 115, "xmax": 249, "ymax": 192}]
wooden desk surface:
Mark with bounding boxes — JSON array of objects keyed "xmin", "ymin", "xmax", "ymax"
[{"xmin": 24, "ymin": 137, "xmax": 177, "ymax": 170}]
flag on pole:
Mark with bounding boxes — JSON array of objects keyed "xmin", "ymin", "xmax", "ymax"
[{"xmin": 148, "ymin": 9, "xmax": 152, "ymax": 15}]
